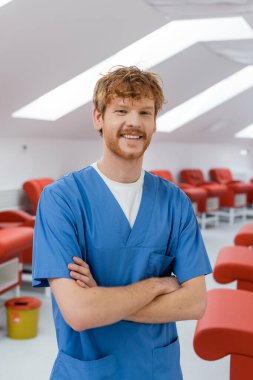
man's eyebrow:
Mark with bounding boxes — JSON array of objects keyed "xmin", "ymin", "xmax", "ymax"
[
  {"xmin": 113, "ymin": 104, "xmax": 128, "ymax": 108},
  {"xmin": 140, "ymin": 106, "xmax": 155, "ymax": 110},
  {"xmin": 113, "ymin": 105, "xmax": 154, "ymax": 109}
]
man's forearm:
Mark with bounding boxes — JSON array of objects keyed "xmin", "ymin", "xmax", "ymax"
[
  {"xmin": 125, "ymin": 277, "xmax": 207, "ymax": 323},
  {"xmin": 83, "ymin": 278, "xmax": 164, "ymax": 329},
  {"xmin": 49, "ymin": 277, "xmax": 167, "ymax": 331}
]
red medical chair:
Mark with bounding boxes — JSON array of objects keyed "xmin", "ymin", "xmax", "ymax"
[
  {"xmin": 23, "ymin": 177, "xmax": 54, "ymax": 214},
  {"xmin": 180, "ymin": 169, "xmax": 227, "ymax": 211},
  {"xmin": 150, "ymin": 170, "xmax": 207, "ymax": 214},
  {"xmin": 180, "ymin": 169, "xmax": 227, "ymax": 227},
  {"xmin": 234, "ymin": 224, "xmax": 253, "ymax": 246},
  {"xmin": 194, "ymin": 288, "xmax": 253, "ymax": 380},
  {"xmin": 194, "ymin": 238, "xmax": 253, "ymax": 379},
  {"xmin": 214, "ymin": 245, "xmax": 253, "ymax": 292},
  {"xmin": 21, "ymin": 178, "xmax": 54, "ymax": 265},
  {"xmin": 209, "ymin": 168, "xmax": 253, "ymax": 208},
  {"xmin": 0, "ymin": 212, "xmax": 34, "ymax": 265},
  {"xmin": 0, "ymin": 227, "xmax": 33, "ymax": 295},
  {"xmin": 0, "ymin": 210, "xmax": 35, "ymax": 229}
]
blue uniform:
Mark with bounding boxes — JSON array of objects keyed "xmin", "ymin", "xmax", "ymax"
[{"xmin": 33, "ymin": 166, "xmax": 212, "ymax": 380}]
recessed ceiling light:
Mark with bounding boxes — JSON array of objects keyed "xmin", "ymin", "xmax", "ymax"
[
  {"xmin": 235, "ymin": 124, "xmax": 253, "ymax": 139},
  {"xmin": 157, "ymin": 66, "xmax": 253, "ymax": 133},
  {"xmin": 0, "ymin": 0, "xmax": 12, "ymax": 7},
  {"xmin": 240, "ymin": 149, "xmax": 249, "ymax": 155},
  {"xmin": 12, "ymin": 17, "xmax": 253, "ymax": 121}
]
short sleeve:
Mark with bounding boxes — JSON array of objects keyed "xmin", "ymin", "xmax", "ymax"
[
  {"xmin": 32, "ymin": 186, "xmax": 82, "ymax": 287},
  {"xmin": 172, "ymin": 195, "xmax": 212, "ymax": 283}
]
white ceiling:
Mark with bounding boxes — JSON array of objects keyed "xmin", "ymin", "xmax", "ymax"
[{"xmin": 0, "ymin": 0, "xmax": 253, "ymax": 146}]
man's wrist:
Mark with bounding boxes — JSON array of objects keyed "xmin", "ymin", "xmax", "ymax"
[
  {"xmin": 150, "ymin": 276, "xmax": 181, "ymax": 296},
  {"xmin": 144, "ymin": 277, "xmax": 167, "ymax": 297}
]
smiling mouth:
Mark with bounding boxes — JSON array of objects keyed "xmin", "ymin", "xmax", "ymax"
[{"xmin": 121, "ymin": 134, "xmax": 143, "ymax": 139}]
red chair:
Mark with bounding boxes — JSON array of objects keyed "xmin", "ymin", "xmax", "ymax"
[
  {"xmin": 194, "ymin": 240, "xmax": 253, "ymax": 379},
  {"xmin": 209, "ymin": 168, "xmax": 253, "ymax": 209},
  {"xmin": 21, "ymin": 178, "xmax": 54, "ymax": 265},
  {"xmin": 234, "ymin": 224, "xmax": 253, "ymax": 246},
  {"xmin": 0, "ymin": 210, "xmax": 35, "ymax": 230},
  {"xmin": 23, "ymin": 178, "xmax": 54, "ymax": 214},
  {"xmin": 0, "ymin": 211, "xmax": 35, "ymax": 266},
  {"xmin": 0, "ymin": 227, "xmax": 33, "ymax": 295},
  {"xmin": 213, "ymin": 245, "xmax": 253, "ymax": 292},
  {"xmin": 180, "ymin": 169, "xmax": 227, "ymax": 212},
  {"xmin": 180, "ymin": 169, "xmax": 227, "ymax": 227},
  {"xmin": 194, "ymin": 288, "xmax": 253, "ymax": 380},
  {"xmin": 150, "ymin": 170, "xmax": 207, "ymax": 214}
]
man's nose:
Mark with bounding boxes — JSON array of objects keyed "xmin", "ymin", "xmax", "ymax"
[{"xmin": 126, "ymin": 112, "xmax": 141, "ymax": 127}]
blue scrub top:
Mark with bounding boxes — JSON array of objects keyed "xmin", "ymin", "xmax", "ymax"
[{"xmin": 33, "ymin": 166, "xmax": 212, "ymax": 380}]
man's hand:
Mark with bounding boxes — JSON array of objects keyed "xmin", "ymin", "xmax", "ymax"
[
  {"xmin": 68, "ymin": 256, "xmax": 181, "ymax": 294},
  {"xmin": 68, "ymin": 257, "xmax": 97, "ymax": 288},
  {"xmin": 156, "ymin": 275, "xmax": 182, "ymax": 294}
]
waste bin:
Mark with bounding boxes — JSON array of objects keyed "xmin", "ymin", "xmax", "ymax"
[{"xmin": 5, "ymin": 297, "xmax": 42, "ymax": 339}]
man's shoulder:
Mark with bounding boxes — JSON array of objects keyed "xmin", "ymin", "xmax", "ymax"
[
  {"xmin": 147, "ymin": 171, "xmax": 183, "ymax": 192},
  {"xmin": 147, "ymin": 171, "xmax": 190, "ymax": 204},
  {"xmin": 43, "ymin": 166, "xmax": 93, "ymax": 197}
]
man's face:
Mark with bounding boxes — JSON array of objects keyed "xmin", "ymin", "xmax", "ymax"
[{"xmin": 93, "ymin": 96, "xmax": 156, "ymax": 160}]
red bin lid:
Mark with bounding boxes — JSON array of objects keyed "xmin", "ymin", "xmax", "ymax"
[{"xmin": 5, "ymin": 297, "xmax": 42, "ymax": 310}]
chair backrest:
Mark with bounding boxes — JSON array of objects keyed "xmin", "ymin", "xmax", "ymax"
[
  {"xmin": 23, "ymin": 178, "xmax": 54, "ymax": 214},
  {"xmin": 180, "ymin": 169, "xmax": 205, "ymax": 186},
  {"xmin": 209, "ymin": 168, "xmax": 233, "ymax": 185},
  {"xmin": 150, "ymin": 170, "xmax": 174, "ymax": 182}
]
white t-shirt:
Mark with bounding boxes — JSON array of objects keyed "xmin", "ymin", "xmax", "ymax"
[{"xmin": 91, "ymin": 162, "xmax": 144, "ymax": 228}]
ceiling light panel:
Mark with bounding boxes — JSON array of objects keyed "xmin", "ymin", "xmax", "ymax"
[
  {"xmin": 0, "ymin": 0, "xmax": 12, "ymax": 7},
  {"xmin": 12, "ymin": 17, "xmax": 253, "ymax": 121},
  {"xmin": 235, "ymin": 123, "xmax": 253, "ymax": 139},
  {"xmin": 157, "ymin": 66, "xmax": 253, "ymax": 133}
]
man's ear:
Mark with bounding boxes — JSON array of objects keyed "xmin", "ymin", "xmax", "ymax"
[
  {"xmin": 153, "ymin": 120, "xmax": 157, "ymax": 133},
  {"xmin": 92, "ymin": 106, "xmax": 104, "ymax": 132}
]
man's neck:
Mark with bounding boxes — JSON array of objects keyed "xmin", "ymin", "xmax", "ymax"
[{"xmin": 97, "ymin": 155, "xmax": 143, "ymax": 183}]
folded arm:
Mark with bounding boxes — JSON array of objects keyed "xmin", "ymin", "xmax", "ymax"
[
  {"xmin": 124, "ymin": 276, "xmax": 207, "ymax": 323},
  {"xmin": 49, "ymin": 276, "xmax": 173, "ymax": 332},
  {"xmin": 68, "ymin": 257, "xmax": 207, "ymax": 325}
]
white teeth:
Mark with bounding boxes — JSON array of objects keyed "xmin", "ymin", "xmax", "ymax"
[{"xmin": 123, "ymin": 135, "xmax": 141, "ymax": 139}]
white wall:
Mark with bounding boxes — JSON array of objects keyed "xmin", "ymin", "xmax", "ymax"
[
  {"xmin": 0, "ymin": 138, "xmax": 102, "ymax": 189},
  {"xmin": 1, "ymin": 138, "xmax": 253, "ymax": 190},
  {"xmin": 144, "ymin": 141, "xmax": 253, "ymax": 182}
]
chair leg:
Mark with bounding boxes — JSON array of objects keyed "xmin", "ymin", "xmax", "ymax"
[
  {"xmin": 229, "ymin": 208, "xmax": 235, "ymax": 225},
  {"xmin": 230, "ymin": 354, "xmax": 253, "ymax": 380},
  {"xmin": 201, "ymin": 213, "xmax": 206, "ymax": 230},
  {"xmin": 242, "ymin": 207, "xmax": 247, "ymax": 221},
  {"xmin": 215, "ymin": 213, "xmax": 219, "ymax": 227},
  {"xmin": 14, "ymin": 285, "xmax": 20, "ymax": 297}
]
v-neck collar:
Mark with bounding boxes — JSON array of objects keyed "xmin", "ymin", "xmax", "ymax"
[{"xmin": 88, "ymin": 166, "xmax": 157, "ymax": 247}]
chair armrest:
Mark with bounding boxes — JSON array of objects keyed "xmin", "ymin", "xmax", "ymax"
[
  {"xmin": 214, "ymin": 246, "xmax": 253, "ymax": 284},
  {"xmin": 0, "ymin": 227, "xmax": 33, "ymax": 257},
  {"xmin": 201, "ymin": 181, "xmax": 216, "ymax": 186},
  {"xmin": 177, "ymin": 182, "xmax": 193, "ymax": 190},
  {"xmin": 194, "ymin": 289, "xmax": 253, "ymax": 360},
  {"xmin": 0, "ymin": 210, "xmax": 34, "ymax": 223},
  {"xmin": 228, "ymin": 180, "xmax": 241, "ymax": 184},
  {"xmin": 22, "ymin": 216, "xmax": 35, "ymax": 227},
  {"xmin": 234, "ymin": 224, "xmax": 253, "ymax": 246}
]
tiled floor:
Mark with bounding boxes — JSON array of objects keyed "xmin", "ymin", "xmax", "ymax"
[{"xmin": 0, "ymin": 219, "xmax": 246, "ymax": 380}]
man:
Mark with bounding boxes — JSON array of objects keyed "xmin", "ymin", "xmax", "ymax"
[{"xmin": 33, "ymin": 66, "xmax": 212, "ymax": 380}]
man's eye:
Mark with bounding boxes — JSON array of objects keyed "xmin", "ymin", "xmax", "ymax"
[
  {"xmin": 115, "ymin": 110, "xmax": 126, "ymax": 114},
  {"xmin": 141, "ymin": 111, "xmax": 151, "ymax": 115}
]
